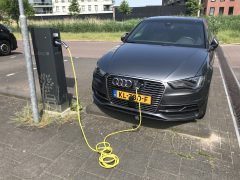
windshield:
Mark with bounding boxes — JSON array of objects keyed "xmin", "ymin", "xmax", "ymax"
[{"xmin": 126, "ymin": 20, "xmax": 205, "ymax": 48}]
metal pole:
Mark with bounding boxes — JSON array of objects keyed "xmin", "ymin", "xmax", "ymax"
[
  {"xmin": 197, "ymin": 0, "xmax": 201, "ymax": 17},
  {"xmin": 112, "ymin": 0, "xmax": 115, "ymax": 21},
  {"xmin": 113, "ymin": 6, "xmax": 116, "ymax": 21},
  {"xmin": 18, "ymin": 0, "xmax": 39, "ymax": 123}
]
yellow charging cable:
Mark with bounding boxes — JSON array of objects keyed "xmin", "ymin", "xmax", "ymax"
[{"xmin": 67, "ymin": 47, "xmax": 142, "ymax": 169}]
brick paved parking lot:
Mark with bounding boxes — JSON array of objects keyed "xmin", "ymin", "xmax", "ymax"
[{"xmin": 0, "ymin": 48, "xmax": 239, "ymax": 179}]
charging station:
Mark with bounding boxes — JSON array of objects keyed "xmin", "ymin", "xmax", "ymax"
[{"xmin": 31, "ymin": 28, "xmax": 69, "ymax": 112}]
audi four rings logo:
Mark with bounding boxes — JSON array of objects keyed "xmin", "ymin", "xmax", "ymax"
[{"xmin": 112, "ymin": 78, "xmax": 133, "ymax": 88}]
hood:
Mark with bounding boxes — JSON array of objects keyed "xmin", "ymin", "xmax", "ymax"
[{"xmin": 98, "ymin": 43, "xmax": 208, "ymax": 82}]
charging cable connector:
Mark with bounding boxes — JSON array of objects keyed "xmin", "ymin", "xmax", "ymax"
[{"xmin": 54, "ymin": 39, "xmax": 69, "ymax": 49}]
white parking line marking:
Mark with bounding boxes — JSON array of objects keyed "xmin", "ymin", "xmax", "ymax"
[
  {"xmin": 6, "ymin": 73, "xmax": 16, "ymax": 77},
  {"xmin": 218, "ymin": 58, "xmax": 240, "ymax": 148},
  {"xmin": 64, "ymin": 59, "xmax": 68, "ymax": 62},
  {"xmin": 10, "ymin": 56, "xmax": 16, "ymax": 59},
  {"xmin": 33, "ymin": 68, "xmax": 37, "ymax": 70},
  {"xmin": 229, "ymin": 64, "xmax": 240, "ymax": 89}
]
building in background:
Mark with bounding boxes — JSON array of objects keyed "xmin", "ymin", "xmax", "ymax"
[
  {"xmin": 29, "ymin": 0, "xmax": 53, "ymax": 14},
  {"xmin": 162, "ymin": 0, "xmax": 186, "ymax": 6},
  {"xmin": 203, "ymin": 0, "xmax": 240, "ymax": 15},
  {"xmin": 162, "ymin": 0, "xmax": 240, "ymax": 16},
  {"xmin": 29, "ymin": 0, "xmax": 113, "ymax": 16}
]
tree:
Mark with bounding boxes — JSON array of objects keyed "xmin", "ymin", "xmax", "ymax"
[
  {"xmin": 68, "ymin": 0, "xmax": 80, "ymax": 16},
  {"xmin": 0, "ymin": 0, "xmax": 34, "ymax": 24},
  {"xmin": 186, "ymin": 0, "xmax": 201, "ymax": 16},
  {"xmin": 118, "ymin": 0, "xmax": 132, "ymax": 19}
]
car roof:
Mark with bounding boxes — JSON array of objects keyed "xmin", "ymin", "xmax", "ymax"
[{"xmin": 145, "ymin": 16, "xmax": 204, "ymax": 22}]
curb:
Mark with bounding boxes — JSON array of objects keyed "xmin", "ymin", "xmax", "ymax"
[
  {"xmin": 217, "ymin": 47, "xmax": 240, "ymax": 147},
  {"xmin": 0, "ymin": 87, "xmax": 40, "ymax": 101}
]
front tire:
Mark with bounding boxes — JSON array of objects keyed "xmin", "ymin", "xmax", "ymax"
[{"xmin": 0, "ymin": 40, "xmax": 11, "ymax": 56}]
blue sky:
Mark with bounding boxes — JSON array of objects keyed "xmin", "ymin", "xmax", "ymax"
[{"xmin": 114, "ymin": 0, "xmax": 162, "ymax": 7}]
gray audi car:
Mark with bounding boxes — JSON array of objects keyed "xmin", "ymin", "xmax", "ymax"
[{"xmin": 92, "ymin": 16, "xmax": 219, "ymax": 121}]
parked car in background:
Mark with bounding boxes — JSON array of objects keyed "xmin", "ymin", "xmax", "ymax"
[
  {"xmin": 0, "ymin": 24, "xmax": 18, "ymax": 55},
  {"xmin": 92, "ymin": 16, "xmax": 219, "ymax": 121}
]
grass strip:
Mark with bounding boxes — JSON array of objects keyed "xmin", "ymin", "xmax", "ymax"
[{"xmin": 217, "ymin": 30, "xmax": 240, "ymax": 44}]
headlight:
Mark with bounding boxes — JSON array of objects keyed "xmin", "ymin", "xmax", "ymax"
[
  {"xmin": 168, "ymin": 76, "xmax": 205, "ymax": 90},
  {"xmin": 94, "ymin": 67, "xmax": 106, "ymax": 77}
]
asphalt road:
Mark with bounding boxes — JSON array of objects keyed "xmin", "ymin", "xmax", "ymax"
[
  {"xmin": 17, "ymin": 40, "xmax": 120, "ymax": 58},
  {"xmin": 0, "ymin": 41, "xmax": 119, "ymax": 106}
]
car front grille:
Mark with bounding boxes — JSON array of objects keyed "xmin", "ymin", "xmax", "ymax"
[{"xmin": 107, "ymin": 75, "xmax": 165, "ymax": 113}]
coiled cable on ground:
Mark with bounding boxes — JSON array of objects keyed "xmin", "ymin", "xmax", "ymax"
[{"xmin": 65, "ymin": 44, "xmax": 142, "ymax": 169}]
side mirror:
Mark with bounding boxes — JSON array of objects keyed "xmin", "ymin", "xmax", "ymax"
[
  {"xmin": 209, "ymin": 38, "xmax": 219, "ymax": 51},
  {"xmin": 121, "ymin": 33, "xmax": 129, "ymax": 42}
]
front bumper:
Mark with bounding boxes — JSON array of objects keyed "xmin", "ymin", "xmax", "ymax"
[{"xmin": 92, "ymin": 72, "xmax": 210, "ymax": 121}]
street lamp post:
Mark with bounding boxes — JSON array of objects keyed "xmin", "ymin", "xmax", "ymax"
[
  {"xmin": 197, "ymin": 0, "xmax": 201, "ymax": 17},
  {"xmin": 18, "ymin": 0, "xmax": 39, "ymax": 123}
]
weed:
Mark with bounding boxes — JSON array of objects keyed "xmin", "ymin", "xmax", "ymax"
[
  {"xmin": 198, "ymin": 150, "xmax": 212, "ymax": 158},
  {"xmin": 176, "ymin": 152, "xmax": 194, "ymax": 159},
  {"xmin": 12, "ymin": 103, "xmax": 77, "ymax": 128},
  {"xmin": 198, "ymin": 150, "xmax": 216, "ymax": 169},
  {"xmin": 70, "ymin": 98, "xmax": 83, "ymax": 112}
]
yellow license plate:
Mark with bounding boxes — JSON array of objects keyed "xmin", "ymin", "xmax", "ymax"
[{"xmin": 113, "ymin": 90, "xmax": 151, "ymax": 105}]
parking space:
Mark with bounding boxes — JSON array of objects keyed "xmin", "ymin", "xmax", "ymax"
[
  {"xmin": 221, "ymin": 45, "xmax": 240, "ymax": 85},
  {"xmin": 0, "ymin": 43, "xmax": 239, "ymax": 179}
]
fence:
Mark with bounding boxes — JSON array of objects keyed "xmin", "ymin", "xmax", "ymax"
[
  {"xmin": 30, "ymin": 5, "xmax": 186, "ymax": 21},
  {"xmin": 115, "ymin": 5, "xmax": 186, "ymax": 20}
]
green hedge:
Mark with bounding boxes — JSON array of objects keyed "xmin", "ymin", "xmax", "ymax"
[
  {"xmin": 206, "ymin": 15, "xmax": 240, "ymax": 34},
  {"xmin": 9, "ymin": 16, "xmax": 240, "ymax": 34},
  {"xmin": 21, "ymin": 18, "xmax": 140, "ymax": 33}
]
